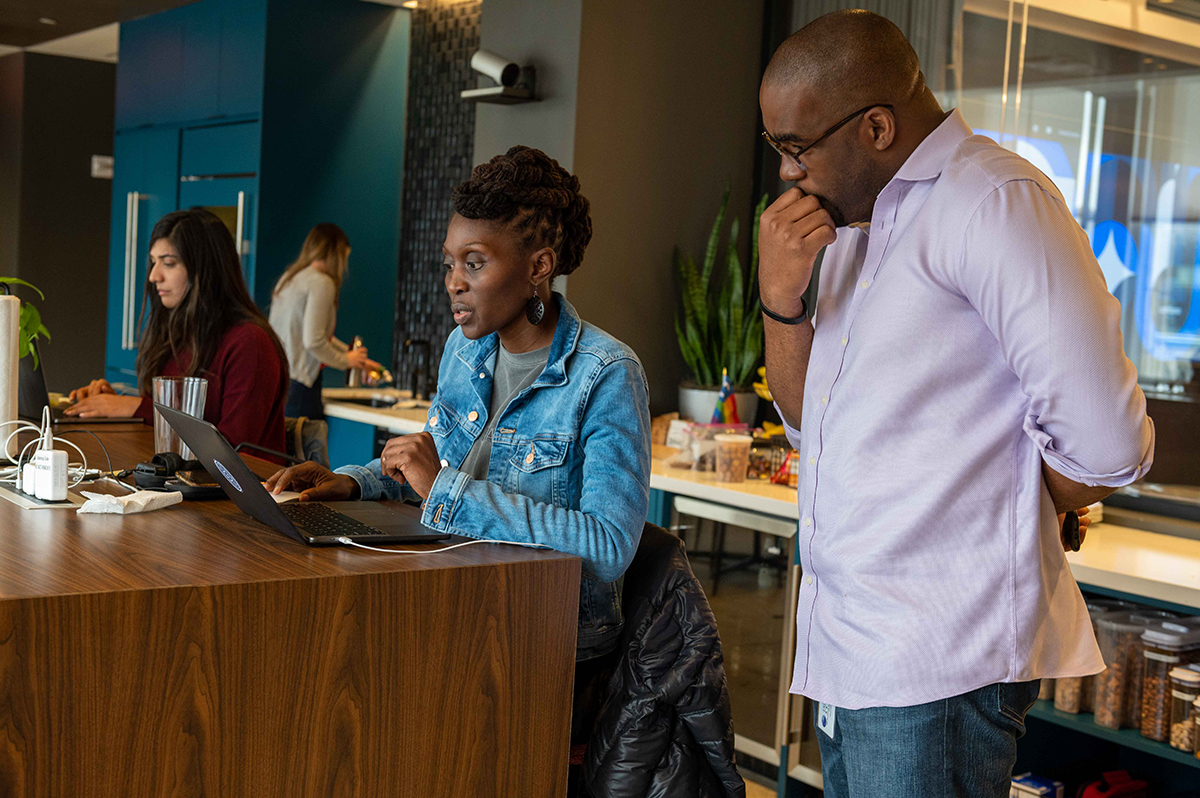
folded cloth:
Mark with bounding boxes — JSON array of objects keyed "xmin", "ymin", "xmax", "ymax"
[{"xmin": 77, "ymin": 490, "xmax": 183, "ymax": 514}]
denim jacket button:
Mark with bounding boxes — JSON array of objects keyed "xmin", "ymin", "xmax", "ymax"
[
  {"xmin": 525, "ymin": 452, "xmax": 535, "ymax": 464},
  {"xmin": 467, "ymin": 411, "xmax": 479, "ymax": 422},
  {"xmin": 430, "ymin": 415, "xmax": 439, "ymax": 427}
]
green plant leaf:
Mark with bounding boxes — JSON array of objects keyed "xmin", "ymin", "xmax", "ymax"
[
  {"xmin": 748, "ymin": 193, "xmax": 768, "ymax": 311},
  {"xmin": 701, "ymin": 185, "xmax": 730, "ymax": 288},
  {"xmin": 675, "ymin": 247, "xmax": 707, "ymax": 342},
  {"xmin": 685, "ymin": 317, "xmax": 712, "ymax": 386},
  {"xmin": 736, "ymin": 309, "xmax": 764, "ymax": 387},
  {"xmin": 0, "ymin": 277, "xmax": 45, "ymax": 301},
  {"xmin": 675, "ymin": 312, "xmax": 702, "ymax": 383},
  {"xmin": 727, "ymin": 218, "xmax": 743, "ymax": 363},
  {"xmin": 19, "ymin": 304, "xmax": 41, "ymax": 340}
]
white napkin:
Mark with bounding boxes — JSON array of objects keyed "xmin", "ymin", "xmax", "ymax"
[{"xmin": 77, "ymin": 490, "xmax": 183, "ymax": 514}]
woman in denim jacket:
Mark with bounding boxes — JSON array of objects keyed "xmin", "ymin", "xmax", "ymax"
[{"xmin": 266, "ymin": 146, "xmax": 652, "ymax": 664}]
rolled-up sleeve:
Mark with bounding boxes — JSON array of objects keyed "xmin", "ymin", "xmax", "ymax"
[{"xmin": 957, "ymin": 179, "xmax": 1154, "ymax": 487}]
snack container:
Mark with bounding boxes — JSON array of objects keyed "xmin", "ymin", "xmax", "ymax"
[
  {"xmin": 1139, "ymin": 623, "xmax": 1200, "ymax": 741},
  {"xmin": 1167, "ymin": 667, "xmax": 1200, "ymax": 751},
  {"xmin": 1056, "ymin": 599, "xmax": 1137, "ymax": 714},
  {"xmin": 1094, "ymin": 611, "xmax": 1177, "ymax": 729},
  {"xmin": 1193, "ymin": 697, "xmax": 1200, "ymax": 760}
]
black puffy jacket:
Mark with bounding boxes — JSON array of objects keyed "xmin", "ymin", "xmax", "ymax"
[{"xmin": 582, "ymin": 524, "xmax": 745, "ymax": 798}]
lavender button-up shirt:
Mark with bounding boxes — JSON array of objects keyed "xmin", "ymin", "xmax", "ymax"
[{"xmin": 782, "ymin": 109, "xmax": 1155, "ymax": 709}]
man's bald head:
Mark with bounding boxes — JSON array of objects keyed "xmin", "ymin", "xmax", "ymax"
[{"xmin": 763, "ymin": 10, "xmax": 924, "ymax": 110}]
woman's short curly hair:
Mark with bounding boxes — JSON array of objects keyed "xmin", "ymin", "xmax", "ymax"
[{"xmin": 451, "ymin": 145, "xmax": 593, "ymax": 277}]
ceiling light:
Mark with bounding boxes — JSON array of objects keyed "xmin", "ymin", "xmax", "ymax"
[
  {"xmin": 39, "ymin": 17, "xmax": 57, "ymax": 25},
  {"xmin": 402, "ymin": 1, "xmax": 418, "ymax": 7}
]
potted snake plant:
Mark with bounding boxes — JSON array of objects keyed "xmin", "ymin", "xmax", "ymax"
[{"xmin": 674, "ymin": 187, "xmax": 769, "ymax": 423}]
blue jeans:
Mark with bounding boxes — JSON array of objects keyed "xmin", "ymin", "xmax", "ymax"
[{"xmin": 814, "ymin": 680, "xmax": 1041, "ymax": 798}]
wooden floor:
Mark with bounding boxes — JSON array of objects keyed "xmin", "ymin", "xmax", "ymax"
[{"xmin": 745, "ymin": 775, "xmax": 777, "ymax": 797}]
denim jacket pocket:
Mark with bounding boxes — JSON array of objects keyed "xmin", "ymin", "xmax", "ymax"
[
  {"xmin": 509, "ymin": 436, "xmax": 570, "ymax": 472},
  {"xmin": 426, "ymin": 402, "xmax": 460, "ymax": 440},
  {"xmin": 509, "ymin": 436, "xmax": 571, "ymax": 512}
]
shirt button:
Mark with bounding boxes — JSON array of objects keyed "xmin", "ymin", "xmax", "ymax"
[
  {"xmin": 840, "ymin": 337, "xmax": 848, "ymax": 346},
  {"xmin": 430, "ymin": 415, "xmax": 438, "ymax": 427},
  {"xmin": 808, "ymin": 456, "xmax": 816, "ymax": 466},
  {"xmin": 821, "ymin": 395, "xmax": 828, "ymax": 404},
  {"xmin": 479, "ymin": 372, "xmax": 486, "ymax": 379},
  {"xmin": 467, "ymin": 411, "xmax": 479, "ymax": 422},
  {"xmin": 805, "ymin": 575, "xmax": 814, "ymax": 585},
  {"xmin": 860, "ymin": 280, "xmax": 870, "ymax": 289},
  {"xmin": 803, "ymin": 517, "xmax": 812, "ymax": 527}
]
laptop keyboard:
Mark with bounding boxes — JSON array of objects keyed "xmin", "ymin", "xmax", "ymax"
[{"xmin": 280, "ymin": 502, "xmax": 387, "ymax": 537}]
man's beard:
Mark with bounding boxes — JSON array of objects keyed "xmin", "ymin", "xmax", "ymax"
[{"xmin": 813, "ymin": 194, "xmax": 850, "ymax": 229}]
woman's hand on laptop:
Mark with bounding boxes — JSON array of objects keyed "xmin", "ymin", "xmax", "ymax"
[
  {"xmin": 266, "ymin": 462, "xmax": 360, "ymax": 502},
  {"xmin": 68, "ymin": 379, "xmax": 116, "ymax": 403},
  {"xmin": 379, "ymin": 432, "xmax": 441, "ymax": 499},
  {"xmin": 62, "ymin": 393, "xmax": 141, "ymax": 418}
]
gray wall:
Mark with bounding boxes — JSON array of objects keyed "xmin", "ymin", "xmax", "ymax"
[
  {"xmin": 472, "ymin": 0, "xmax": 582, "ymax": 169},
  {"xmin": 472, "ymin": 0, "xmax": 764, "ymax": 415},
  {"xmin": 571, "ymin": 0, "xmax": 764, "ymax": 413},
  {"xmin": 0, "ymin": 52, "xmax": 114, "ymax": 393}
]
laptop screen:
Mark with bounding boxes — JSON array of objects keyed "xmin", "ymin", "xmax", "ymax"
[{"xmin": 153, "ymin": 403, "xmax": 306, "ymax": 543}]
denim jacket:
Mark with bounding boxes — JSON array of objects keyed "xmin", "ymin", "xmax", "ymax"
[{"xmin": 336, "ymin": 294, "xmax": 651, "ymax": 660}]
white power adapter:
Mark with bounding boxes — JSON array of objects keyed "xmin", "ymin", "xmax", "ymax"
[{"xmin": 31, "ymin": 423, "xmax": 67, "ymax": 501}]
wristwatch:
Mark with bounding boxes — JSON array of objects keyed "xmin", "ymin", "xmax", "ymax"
[{"xmin": 761, "ymin": 296, "xmax": 808, "ymax": 325}]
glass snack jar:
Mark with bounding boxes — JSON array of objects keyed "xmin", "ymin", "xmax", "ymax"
[
  {"xmin": 1094, "ymin": 611, "xmax": 1178, "ymax": 729},
  {"xmin": 1056, "ymin": 600, "xmax": 1138, "ymax": 714},
  {"xmin": 1140, "ymin": 623, "xmax": 1200, "ymax": 742},
  {"xmin": 1168, "ymin": 667, "xmax": 1200, "ymax": 751},
  {"xmin": 1194, "ymin": 697, "xmax": 1200, "ymax": 760}
]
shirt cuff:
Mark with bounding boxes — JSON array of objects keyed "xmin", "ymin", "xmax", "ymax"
[
  {"xmin": 1024, "ymin": 415, "xmax": 1156, "ymax": 488},
  {"xmin": 334, "ymin": 462, "xmax": 384, "ymax": 500},
  {"xmin": 420, "ymin": 467, "xmax": 470, "ymax": 533}
]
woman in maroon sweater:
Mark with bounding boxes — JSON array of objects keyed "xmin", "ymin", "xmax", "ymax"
[{"xmin": 66, "ymin": 209, "xmax": 288, "ymax": 454}]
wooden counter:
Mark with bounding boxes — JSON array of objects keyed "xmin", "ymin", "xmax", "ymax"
[{"xmin": 0, "ymin": 423, "xmax": 580, "ymax": 798}]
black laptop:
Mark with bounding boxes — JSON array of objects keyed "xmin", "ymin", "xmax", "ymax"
[
  {"xmin": 154, "ymin": 402, "xmax": 450, "ymax": 546},
  {"xmin": 19, "ymin": 351, "xmax": 132, "ymax": 424}
]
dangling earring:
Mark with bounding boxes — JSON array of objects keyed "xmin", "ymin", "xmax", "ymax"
[{"xmin": 525, "ymin": 283, "xmax": 545, "ymax": 325}]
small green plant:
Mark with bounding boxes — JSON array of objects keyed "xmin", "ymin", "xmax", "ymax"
[
  {"xmin": 0, "ymin": 278, "xmax": 51, "ymax": 369},
  {"xmin": 674, "ymin": 187, "xmax": 769, "ymax": 389}
]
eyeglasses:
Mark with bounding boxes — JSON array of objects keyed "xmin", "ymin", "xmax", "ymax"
[{"xmin": 762, "ymin": 104, "xmax": 895, "ymax": 169}]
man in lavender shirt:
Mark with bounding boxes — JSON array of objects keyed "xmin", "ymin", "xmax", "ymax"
[{"xmin": 757, "ymin": 10, "xmax": 1154, "ymax": 797}]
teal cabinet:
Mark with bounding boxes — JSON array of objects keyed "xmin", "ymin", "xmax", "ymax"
[
  {"xmin": 104, "ymin": 126, "xmax": 181, "ymax": 385},
  {"xmin": 116, "ymin": 0, "xmax": 265, "ymax": 129},
  {"xmin": 326, "ymin": 417, "xmax": 376, "ymax": 471},
  {"xmin": 106, "ymin": 0, "xmax": 408, "ymax": 396}
]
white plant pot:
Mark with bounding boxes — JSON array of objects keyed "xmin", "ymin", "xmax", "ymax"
[{"xmin": 677, "ymin": 384, "xmax": 760, "ymax": 425}]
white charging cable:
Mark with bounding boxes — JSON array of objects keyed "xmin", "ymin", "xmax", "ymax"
[
  {"xmin": 336, "ymin": 537, "xmax": 553, "ymax": 554},
  {"xmin": 0, "ymin": 411, "xmax": 88, "ymax": 489}
]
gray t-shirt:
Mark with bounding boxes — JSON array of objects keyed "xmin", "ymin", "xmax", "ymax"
[{"xmin": 459, "ymin": 343, "xmax": 551, "ymax": 480}]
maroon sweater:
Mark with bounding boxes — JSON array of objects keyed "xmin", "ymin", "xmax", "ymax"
[{"xmin": 135, "ymin": 321, "xmax": 288, "ymax": 455}]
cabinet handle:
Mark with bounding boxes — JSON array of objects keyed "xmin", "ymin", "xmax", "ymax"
[
  {"xmin": 128, "ymin": 193, "xmax": 143, "ymax": 348},
  {"xmin": 122, "ymin": 192, "xmax": 134, "ymax": 350},
  {"xmin": 236, "ymin": 191, "xmax": 246, "ymax": 259}
]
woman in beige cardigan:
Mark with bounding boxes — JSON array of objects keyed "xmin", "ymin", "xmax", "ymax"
[{"xmin": 268, "ymin": 223, "xmax": 381, "ymax": 419}]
